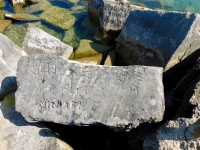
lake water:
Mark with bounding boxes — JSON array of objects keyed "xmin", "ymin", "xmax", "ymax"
[
  {"xmin": 128, "ymin": 0, "xmax": 200, "ymax": 14},
  {"xmin": 2, "ymin": 0, "xmax": 200, "ymax": 50},
  {"xmin": 2, "ymin": 0, "xmax": 91, "ymax": 50}
]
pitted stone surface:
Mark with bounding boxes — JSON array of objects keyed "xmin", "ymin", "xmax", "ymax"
[
  {"xmin": 15, "ymin": 55, "xmax": 164, "ymax": 130},
  {"xmin": 22, "ymin": 25, "xmax": 73, "ymax": 58}
]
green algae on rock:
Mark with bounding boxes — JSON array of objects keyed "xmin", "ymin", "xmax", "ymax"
[
  {"xmin": 0, "ymin": 9, "xmax": 4, "ymax": 20},
  {"xmin": 29, "ymin": 21, "xmax": 64, "ymax": 41},
  {"xmin": 27, "ymin": 0, "xmax": 52, "ymax": 14},
  {"xmin": 3, "ymin": 23, "xmax": 28, "ymax": 46},
  {"xmin": 0, "ymin": 20, "xmax": 12, "ymax": 33},
  {"xmin": 5, "ymin": 13, "xmax": 40, "ymax": 21},
  {"xmin": 0, "ymin": 0, "xmax": 4, "ymax": 8},
  {"xmin": 69, "ymin": 39, "xmax": 111, "ymax": 59},
  {"xmin": 39, "ymin": 6, "xmax": 75, "ymax": 30}
]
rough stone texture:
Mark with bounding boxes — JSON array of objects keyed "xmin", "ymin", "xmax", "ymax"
[
  {"xmin": 39, "ymin": 6, "xmax": 75, "ymax": 30},
  {"xmin": 88, "ymin": 0, "xmax": 146, "ymax": 44},
  {"xmin": 0, "ymin": 33, "xmax": 26, "ymax": 100},
  {"xmin": 117, "ymin": 10, "xmax": 199, "ymax": 67},
  {"xmin": 141, "ymin": 105, "xmax": 200, "ymax": 150},
  {"xmin": 29, "ymin": 21, "xmax": 63, "ymax": 41},
  {"xmin": 15, "ymin": 55, "xmax": 164, "ymax": 130},
  {"xmin": 0, "ymin": 0, "xmax": 4, "ymax": 8},
  {"xmin": 172, "ymin": 58, "xmax": 200, "ymax": 117},
  {"xmin": 27, "ymin": 0, "xmax": 52, "ymax": 14},
  {"xmin": 3, "ymin": 23, "xmax": 27, "ymax": 46},
  {"xmin": 0, "ymin": 93, "xmax": 74, "ymax": 150},
  {"xmin": 88, "ymin": 0, "xmax": 132, "ymax": 43},
  {"xmin": 116, "ymin": 9, "xmax": 200, "ymax": 87},
  {"xmin": 5, "ymin": 13, "xmax": 40, "ymax": 21},
  {"xmin": 22, "ymin": 25, "xmax": 73, "ymax": 58},
  {"xmin": 69, "ymin": 39, "xmax": 111, "ymax": 60},
  {"xmin": 0, "ymin": 33, "xmax": 26, "ymax": 76},
  {"xmin": 0, "ymin": 20, "xmax": 12, "ymax": 33}
]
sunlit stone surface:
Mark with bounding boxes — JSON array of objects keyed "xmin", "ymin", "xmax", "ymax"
[{"xmin": 15, "ymin": 55, "xmax": 164, "ymax": 130}]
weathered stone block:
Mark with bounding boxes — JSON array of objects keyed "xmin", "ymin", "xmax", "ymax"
[
  {"xmin": 88, "ymin": 0, "xmax": 142, "ymax": 44},
  {"xmin": 22, "ymin": 25, "xmax": 73, "ymax": 58},
  {"xmin": 117, "ymin": 10, "xmax": 199, "ymax": 67},
  {"xmin": 16, "ymin": 55, "xmax": 164, "ymax": 130}
]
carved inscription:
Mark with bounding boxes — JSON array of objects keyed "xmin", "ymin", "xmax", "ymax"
[{"xmin": 16, "ymin": 55, "xmax": 164, "ymax": 127}]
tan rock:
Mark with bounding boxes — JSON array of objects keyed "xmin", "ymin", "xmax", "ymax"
[
  {"xmin": 104, "ymin": 50, "xmax": 116, "ymax": 66},
  {"xmin": 40, "ymin": 6, "xmax": 75, "ymax": 30},
  {"xmin": 0, "ymin": 20, "xmax": 12, "ymax": 33},
  {"xmin": 0, "ymin": 0, "xmax": 4, "ymax": 8},
  {"xmin": 69, "ymin": 39, "xmax": 111, "ymax": 59},
  {"xmin": 68, "ymin": 0, "xmax": 79, "ymax": 4},
  {"xmin": 5, "ymin": 13, "xmax": 40, "ymax": 21},
  {"xmin": 28, "ymin": 0, "xmax": 52, "ymax": 13},
  {"xmin": 74, "ymin": 55, "xmax": 102, "ymax": 65},
  {"xmin": 0, "ymin": 9, "xmax": 4, "ymax": 20}
]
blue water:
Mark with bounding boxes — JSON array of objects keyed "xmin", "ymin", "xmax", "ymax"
[{"xmin": 128, "ymin": 0, "xmax": 200, "ymax": 14}]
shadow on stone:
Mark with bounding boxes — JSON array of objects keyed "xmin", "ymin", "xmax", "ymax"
[
  {"xmin": 44, "ymin": 122, "xmax": 132, "ymax": 150},
  {"xmin": 163, "ymin": 48, "xmax": 200, "ymax": 90},
  {"xmin": 0, "ymin": 76, "xmax": 17, "ymax": 100}
]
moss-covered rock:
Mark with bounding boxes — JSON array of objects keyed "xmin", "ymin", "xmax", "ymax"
[
  {"xmin": 0, "ymin": 20, "xmax": 12, "ymax": 33},
  {"xmin": 0, "ymin": 9, "xmax": 4, "ymax": 20},
  {"xmin": 62, "ymin": 27, "xmax": 80, "ymax": 49},
  {"xmin": 73, "ymin": 55, "xmax": 102, "ymax": 65},
  {"xmin": 27, "ymin": 0, "xmax": 52, "ymax": 14},
  {"xmin": 69, "ymin": 39, "xmax": 111, "ymax": 59},
  {"xmin": 81, "ymin": 16, "xmax": 97, "ymax": 34},
  {"xmin": 3, "ymin": 23, "xmax": 27, "ymax": 46},
  {"xmin": 0, "ymin": 0, "xmax": 4, "ymax": 8},
  {"xmin": 29, "ymin": 21, "xmax": 64, "ymax": 41},
  {"xmin": 39, "ymin": 6, "xmax": 75, "ymax": 30}
]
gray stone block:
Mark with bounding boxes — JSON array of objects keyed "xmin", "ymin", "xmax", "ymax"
[
  {"xmin": 88, "ymin": 0, "xmax": 146, "ymax": 43},
  {"xmin": 22, "ymin": 25, "xmax": 73, "ymax": 59},
  {"xmin": 15, "ymin": 55, "xmax": 164, "ymax": 130},
  {"xmin": 117, "ymin": 9, "xmax": 200, "ymax": 70}
]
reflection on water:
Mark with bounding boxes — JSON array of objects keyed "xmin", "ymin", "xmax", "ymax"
[
  {"xmin": 2, "ymin": 0, "xmax": 91, "ymax": 50},
  {"xmin": 128, "ymin": 0, "xmax": 200, "ymax": 14}
]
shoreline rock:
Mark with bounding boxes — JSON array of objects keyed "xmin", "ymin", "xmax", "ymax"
[{"xmin": 15, "ymin": 55, "xmax": 164, "ymax": 131}]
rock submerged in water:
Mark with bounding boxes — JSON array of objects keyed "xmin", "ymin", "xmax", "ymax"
[
  {"xmin": 15, "ymin": 55, "xmax": 164, "ymax": 131},
  {"xmin": 39, "ymin": 6, "xmax": 75, "ymax": 30},
  {"xmin": 5, "ymin": 13, "xmax": 40, "ymax": 21},
  {"xmin": 22, "ymin": 25, "xmax": 73, "ymax": 58},
  {"xmin": 0, "ymin": 20, "xmax": 12, "ymax": 33}
]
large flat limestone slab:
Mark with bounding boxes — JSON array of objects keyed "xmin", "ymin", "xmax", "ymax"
[{"xmin": 15, "ymin": 55, "xmax": 164, "ymax": 130}]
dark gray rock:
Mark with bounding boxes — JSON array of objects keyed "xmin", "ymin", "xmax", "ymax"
[
  {"xmin": 22, "ymin": 25, "xmax": 73, "ymax": 59},
  {"xmin": 15, "ymin": 55, "xmax": 164, "ymax": 130},
  {"xmin": 172, "ymin": 58, "xmax": 200, "ymax": 117},
  {"xmin": 88, "ymin": 0, "xmax": 146, "ymax": 44},
  {"xmin": 0, "ymin": 77, "xmax": 17, "ymax": 100},
  {"xmin": 117, "ymin": 10, "xmax": 199, "ymax": 67},
  {"xmin": 116, "ymin": 9, "xmax": 200, "ymax": 88}
]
